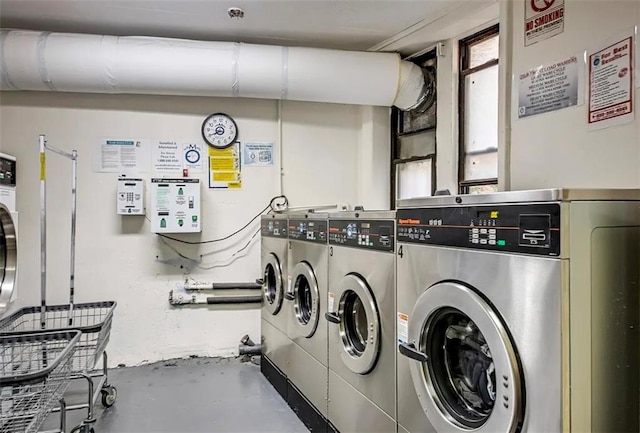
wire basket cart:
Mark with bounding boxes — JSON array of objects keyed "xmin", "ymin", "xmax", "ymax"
[
  {"xmin": 0, "ymin": 330, "xmax": 81, "ymax": 433},
  {"xmin": 0, "ymin": 135, "xmax": 118, "ymax": 433},
  {"xmin": 0, "ymin": 302, "xmax": 117, "ymax": 431}
]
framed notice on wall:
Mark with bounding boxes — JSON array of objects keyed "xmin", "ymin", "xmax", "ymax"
[{"xmin": 587, "ymin": 30, "xmax": 635, "ymax": 130}]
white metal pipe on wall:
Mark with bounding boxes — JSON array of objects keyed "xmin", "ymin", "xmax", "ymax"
[{"xmin": 0, "ymin": 29, "xmax": 425, "ymax": 110}]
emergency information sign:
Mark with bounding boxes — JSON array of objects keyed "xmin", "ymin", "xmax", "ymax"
[
  {"xmin": 525, "ymin": 0, "xmax": 565, "ymax": 46},
  {"xmin": 588, "ymin": 33, "xmax": 635, "ymax": 129}
]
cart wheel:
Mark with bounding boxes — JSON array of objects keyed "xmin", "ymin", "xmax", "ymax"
[{"xmin": 101, "ymin": 385, "xmax": 117, "ymax": 407}]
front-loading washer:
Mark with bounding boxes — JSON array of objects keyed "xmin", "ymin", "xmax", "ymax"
[
  {"xmin": 325, "ymin": 211, "xmax": 396, "ymax": 433},
  {"xmin": 395, "ymin": 189, "xmax": 639, "ymax": 433},
  {"xmin": 0, "ymin": 153, "xmax": 17, "ymax": 315},
  {"xmin": 285, "ymin": 212, "xmax": 329, "ymax": 432},
  {"xmin": 260, "ymin": 213, "xmax": 291, "ymax": 399}
]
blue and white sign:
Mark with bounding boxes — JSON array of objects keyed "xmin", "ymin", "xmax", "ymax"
[
  {"xmin": 242, "ymin": 142, "xmax": 274, "ymax": 167},
  {"xmin": 183, "ymin": 143, "xmax": 204, "ymax": 171}
]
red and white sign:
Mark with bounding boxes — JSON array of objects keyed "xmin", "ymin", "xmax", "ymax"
[
  {"xmin": 588, "ymin": 33, "xmax": 635, "ymax": 130},
  {"xmin": 525, "ymin": 0, "xmax": 565, "ymax": 46}
]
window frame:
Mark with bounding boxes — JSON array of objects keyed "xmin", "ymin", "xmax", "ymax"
[
  {"xmin": 390, "ymin": 49, "xmax": 438, "ymax": 208},
  {"xmin": 458, "ymin": 24, "xmax": 500, "ymax": 193}
]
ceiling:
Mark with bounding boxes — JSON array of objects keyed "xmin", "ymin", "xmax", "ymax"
[{"xmin": 0, "ymin": 0, "xmax": 495, "ymax": 53}]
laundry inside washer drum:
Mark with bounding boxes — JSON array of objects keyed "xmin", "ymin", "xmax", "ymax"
[{"xmin": 423, "ymin": 309, "xmax": 496, "ymax": 427}]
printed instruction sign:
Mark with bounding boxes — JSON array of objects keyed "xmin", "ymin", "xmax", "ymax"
[
  {"xmin": 94, "ymin": 138, "xmax": 150, "ymax": 173},
  {"xmin": 152, "ymin": 141, "xmax": 182, "ymax": 172},
  {"xmin": 525, "ymin": 0, "xmax": 565, "ymax": 46},
  {"xmin": 153, "ymin": 141, "xmax": 205, "ymax": 173},
  {"xmin": 517, "ymin": 55, "xmax": 583, "ymax": 118},
  {"xmin": 208, "ymin": 143, "xmax": 242, "ymax": 189},
  {"xmin": 588, "ymin": 32, "xmax": 635, "ymax": 129},
  {"xmin": 243, "ymin": 142, "xmax": 274, "ymax": 167}
]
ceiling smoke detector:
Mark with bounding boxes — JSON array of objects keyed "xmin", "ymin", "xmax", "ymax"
[{"xmin": 228, "ymin": 7, "xmax": 245, "ymax": 19}]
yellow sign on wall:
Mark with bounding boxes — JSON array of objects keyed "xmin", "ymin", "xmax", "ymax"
[{"xmin": 208, "ymin": 143, "xmax": 242, "ymax": 189}]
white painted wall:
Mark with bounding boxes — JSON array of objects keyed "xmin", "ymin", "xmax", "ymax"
[
  {"xmin": 358, "ymin": 106, "xmax": 391, "ymax": 210},
  {"xmin": 507, "ymin": 0, "xmax": 640, "ymax": 189},
  {"xmin": 0, "ymin": 92, "xmax": 361, "ymax": 366}
]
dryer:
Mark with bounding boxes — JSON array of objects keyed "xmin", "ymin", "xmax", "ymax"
[
  {"xmin": 260, "ymin": 213, "xmax": 290, "ymax": 399},
  {"xmin": 325, "ymin": 211, "xmax": 396, "ymax": 433},
  {"xmin": 0, "ymin": 153, "xmax": 17, "ymax": 315},
  {"xmin": 285, "ymin": 212, "xmax": 329, "ymax": 432},
  {"xmin": 396, "ymin": 189, "xmax": 639, "ymax": 433}
]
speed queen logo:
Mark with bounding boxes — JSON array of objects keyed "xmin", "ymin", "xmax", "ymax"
[{"xmin": 525, "ymin": 0, "xmax": 565, "ymax": 46}]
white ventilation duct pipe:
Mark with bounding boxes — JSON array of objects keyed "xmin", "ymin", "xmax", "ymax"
[{"xmin": 0, "ymin": 29, "xmax": 427, "ymax": 110}]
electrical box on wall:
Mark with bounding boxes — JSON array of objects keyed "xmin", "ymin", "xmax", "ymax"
[
  {"xmin": 150, "ymin": 178, "xmax": 201, "ymax": 233},
  {"xmin": 117, "ymin": 178, "xmax": 145, "ymax": 215}
]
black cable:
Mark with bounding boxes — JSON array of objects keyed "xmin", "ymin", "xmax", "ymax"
[
  {"xmin": 196, "ymin": 228, "xmax": 262, "ymax": 270},
  {"xmin": 157, "ymin": 195, "xmax": 288, "ymax": 245}
]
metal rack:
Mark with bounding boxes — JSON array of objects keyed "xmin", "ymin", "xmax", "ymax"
[
  {"xmin": 0, "ymin": 331, "xmax": 81, "ymax": 433},
  {"xmin": 0, "ymin": 135, "xmax": 118, "ymax": 433}
]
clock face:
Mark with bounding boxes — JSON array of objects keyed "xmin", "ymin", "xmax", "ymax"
[{"xmin": 201, "ymin": 113, "xmax": 238, "ymax": 149}]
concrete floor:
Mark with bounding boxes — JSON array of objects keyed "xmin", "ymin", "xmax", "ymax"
[{"xmin": 42, "ymin": 357, "xmax": 308, "ymax": 433}]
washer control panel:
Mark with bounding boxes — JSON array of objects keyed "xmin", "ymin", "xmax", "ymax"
[
  {"xmin": 0, "ymin": 154, "xmax": 16, "ymax": 187},
  {"xmin": 261, "ymin": 217, "xmax": 288, "ymax": 239},
  {"xmin": 288, "ymin": 218, "xmax": 327, "ymax": 244},
  {"xmin": 329, "ymin": 219, "xmax": 395, "ymax": 252},
  {"xmin": 397, "ymin": 203, "xmax": 560, "ymax": 256}
]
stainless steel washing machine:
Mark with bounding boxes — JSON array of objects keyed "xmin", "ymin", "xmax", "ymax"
[
  {"xmin": 396, "ymin": 189, "xmax": 639, "ymax": 433},
  {"xmin": 260, "ymin": 213, "xmax": 290, "ymax": 398},
  {"xmin": 0, "ymin": 153, "xmax": 17, "ymax": 315},
  {"xmin": 285, "ymin": 212, "xmax": 329, "ymax": 431},
  {"xmin": 325, "ymin": 211, "xmax": 396, "ymax": 433}
]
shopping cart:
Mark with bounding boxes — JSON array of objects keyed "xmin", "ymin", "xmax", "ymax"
[
  {"xmin": 0, "ymin": 303, "xmax": 117, "ymax": 433},
  {"xmin": 0, "ymin": 330, "xmax": 81, "ymax": 433}
]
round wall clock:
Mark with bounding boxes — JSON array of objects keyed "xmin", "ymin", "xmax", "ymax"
[{"xmin": 201, "ymin": 113, "xmax": 238, "ymax": 149}]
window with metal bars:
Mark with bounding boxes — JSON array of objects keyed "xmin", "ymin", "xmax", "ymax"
[{"xmin": 458, "ymin": 25, "xmax": 499, "ymax": 194}]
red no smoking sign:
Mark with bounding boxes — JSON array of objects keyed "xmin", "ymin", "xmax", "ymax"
[
  {"xmin": 525, "ymin": 0, "xmax": 565, "ymax": 46},
  {"xmin": 530, "ymin": 0, "xmax": 556, "ymax": 13}
]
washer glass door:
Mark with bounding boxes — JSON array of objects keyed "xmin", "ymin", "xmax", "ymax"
[
  {"xmin": 0, "ymin": 205, "xmax": 17, "ymax": 312},
  {"xmin": 400, "ymin": 281, "xmax": 523, "ymax": 433},
  {"xmin": 291, "ymin": 261, "xmax": 320, "ymax": 338},
  {"xmin": 331, "ymin": 274, "xmax": 380, "ymax": 374},
  {"xmin": 262, "ymin": 253, "xmax": 284, "ymax": 315}
]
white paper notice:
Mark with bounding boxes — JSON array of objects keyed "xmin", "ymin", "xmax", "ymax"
[
  {"xmin": 588, "ymin": 32, "xmax": 635, "ymax": 130},
  {"xmin": 243, "ymin": 142, "xmax": 274, "ymax": 167},
  {"xmin": 517, "ymin": 55, "xmax": 583, "ymax": 118},
  {"xmin": 94, "ymin": 138, "xmax": 150, "ymax": 173},
  {"xmin": 525, "ymin": 0, "xmax": 565, "ymax": 47},
  {"xmin": 152, "ymin": 141, "xmax": 182, "ymax": 172},
  {"xmin": 328, "ymin": 292, "xmax": 335, "ymax": 311},
  {"xmin": 183, "ymin": 143, "xmax": 204, "ymax": 172},
  {"xmin": 397, "ymin": 312, "xmax": 409, "ymax": 344}
]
